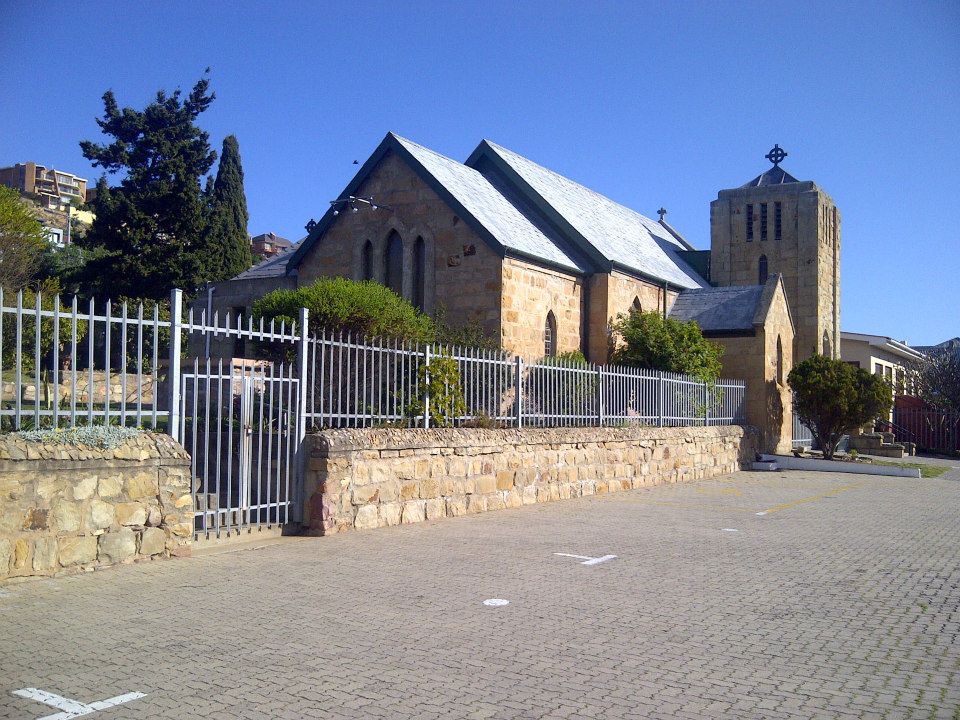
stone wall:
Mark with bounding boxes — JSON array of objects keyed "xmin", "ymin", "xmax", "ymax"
[
  {"xmin": 0, "ymin": 433, "xmax": 193, "ymax": 582},
  {"xmin": 297, "ymin": 150, "xmax": 503, "ymax": 340},
  {"xmin": 710, "ymin": 181, "xmax": 840, "ymax": 363},
  {"xmin": 501, "ymin": 258, "xmax": 583, "ymax": 359},
  {"xmin": 303, "ymin": 425, "xmax": 757, "ymax": 534},
  {"xmin": 710, "ymin": 276, "xmax": 794, "ymax": 454}
]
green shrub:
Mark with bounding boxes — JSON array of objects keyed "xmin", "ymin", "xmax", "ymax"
[
  {"xmin": 611, "ymin": 311, "xmax": 722, "ymax": 382},
  {"xmin": 252, "ymin": 277, "xmax": 434, "ymax": 342},
  {"xmin": 406, "ymin": 350, "xmax": 465, "ymax": 427},
  {"xmin": 788, "ymin": 354, "xmax": 893, "ymax": 460},
  {"xmin": 1, "ymin": 279, "xmax": 87, "ymax": 376}
]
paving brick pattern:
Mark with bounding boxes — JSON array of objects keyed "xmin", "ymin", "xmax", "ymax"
[{"xmin": 1, "ymin": 465, "xmax": 959, "ymax": 719}]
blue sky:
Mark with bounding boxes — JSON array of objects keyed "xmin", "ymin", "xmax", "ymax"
[{"xmin": 2, "ymin": 1, "xmax": 957, "ymax": 344}]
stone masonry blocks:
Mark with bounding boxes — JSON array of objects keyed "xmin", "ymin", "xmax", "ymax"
[
  {"xmin": 303, "ymin": 426, "xmax": 757, "ymax": 535},
  {"xmin": 0, "ymin": 432, "xmax": 193, "ymax": 582}
]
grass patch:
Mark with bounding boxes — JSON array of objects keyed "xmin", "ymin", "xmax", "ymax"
[{"xmin": 867, "ymin": 460, "xmax": 952, "ymax": 478}]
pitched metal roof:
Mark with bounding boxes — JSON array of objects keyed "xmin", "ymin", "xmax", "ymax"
[
  {"xmin": 668, "ymin": 284, "xmax": 765, "ymax": 333},
  {"xmin": 393, "ymin": 135, "xmax": 587, "ymax": 272},
  {"xmin": 470, "ymin": 140, "xmax": 708, "ymax": 289},
  {"xmin": 741, "ymin": 166, "xmax": 801, "ymax": 187},
  {"xmin": 287, "ymin": 132, "xmax": 709, "ymax": 286}
]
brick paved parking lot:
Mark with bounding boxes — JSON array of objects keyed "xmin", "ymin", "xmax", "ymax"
[{"xmin": 2, "ymin": 464, "xmax": 959, "ymax": 719}]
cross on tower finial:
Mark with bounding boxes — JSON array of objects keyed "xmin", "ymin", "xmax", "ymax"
[
  {"xmin": 765, "ymin": 144, "xmax": 788, "ymax": 167},
  {"xmin": 657, "ymin": 207, "xmax": 667, "ymax": 221}
]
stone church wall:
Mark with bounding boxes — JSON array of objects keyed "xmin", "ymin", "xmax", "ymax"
[
  {"xmin": 710, "ymin": 181, "xmax": 839, "ymax": 364},
  {"xmin": 297, "ymin": 151, "xmax": 503, "ymax": 343},
  {"xmin": 501, "ymin": 258, "xmax": 582, "ymax": 359},
  {"xmin": 710, "ymin": 279, "xmax": 794, "ymax": 454}
]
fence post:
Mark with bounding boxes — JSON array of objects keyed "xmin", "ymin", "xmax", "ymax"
[
  {"xmin": 294, "ymin": 307, "xmax": 309, "ymax": 522},
  {"xmin": 657, "ymin": 370, "xmax": 664, "ymax": 428},
  {"xmin": 423, "ymin": 344, "xmax": 431, "ymax": 429},
  {"xmin": 596, "ymin": 366, "xmax": 604, "ymax": 426},
  {"xmin": 705, "ymin": 384, "xmax": 710, "ymax": 427},
  {"xmin": 515, "ymin": 356, "xmax": 523, "ymax": 429},
  {"xmin": 167, "ymin": 289, "xmax": 183, "ymax": 443}
]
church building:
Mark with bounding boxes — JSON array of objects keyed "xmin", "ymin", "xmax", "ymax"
[{"xmin": 204, "ymin": 133, "xmax": 840, "ymax": 452}]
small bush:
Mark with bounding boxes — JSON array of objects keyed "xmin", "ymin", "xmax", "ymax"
[
  {"xmin": 14, "ymin": 425, "xmax": 141, "ymax": 449},
  {"xmin": 406, "ymin": 350, "xmax": 465, "ymax": 427},
  {"xmin": 253, "ymin": 277, "xmax": 434, "ymax": 342},
  {"xmin": 611, "ymin": 311, "xmax": 722, "ymax": 382}
]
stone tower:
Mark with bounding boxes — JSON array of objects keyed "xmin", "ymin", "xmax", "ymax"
[{"xmin": 709, "ymin": 145, "xmax": 840, "ymax": 362}]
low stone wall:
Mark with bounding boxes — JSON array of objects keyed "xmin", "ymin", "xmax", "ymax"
[
  {"xmin": 0, "ymin": 432, "xmax": 193, "ymax": 582},
  {"xmin": 304, "ymin": 425, "xmax": 757, "ymax": 534}
]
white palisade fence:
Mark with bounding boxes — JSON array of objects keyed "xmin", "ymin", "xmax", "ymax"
[{"xmin": 0, "ymin": 287, "xmax": 747, "ymax": 433}]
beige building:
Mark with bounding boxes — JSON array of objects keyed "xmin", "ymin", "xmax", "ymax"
[
  {"xmin": 0, "ymin": 162, "xmax": 89, "ymax": 210},
  {"xmin": 710, "ymin": 145, "xmax": 840, "ymax": 363},
  {"xmin": 840, "ymin": 331, "xmax": 924, "ymax": 398},
  {"xmin": 251, "ymin": 232, "xmax": 292, "ymax": 261}
]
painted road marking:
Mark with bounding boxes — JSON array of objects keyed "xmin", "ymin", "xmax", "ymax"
[
  {"xmin": 755, "ymin": 511, "xmax": 767, "ymax": 516},
  {"xmin": 722, "ymin": 528, "xmax": 739, "ymax": 532},
  {"xmin": 756, "ymin": 482, "xmax": 862, "ymax": 516},
  {"xmin": 483, "ymin": 598, "xmax": 510, "ymax": 607},
  {"xmin": 554, "ymin": 553, "xmax": 617, "ymax": 566},
  {"xmin": 12, "ymin": 688, "xmax": 146, "ymax": 719}
]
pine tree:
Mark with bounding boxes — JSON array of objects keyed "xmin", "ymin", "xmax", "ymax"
[
  {"xmin": 204, "ymin": 135, "xmax": 253, "ymax": 280},
  {"xmin": 78, "ymin": 75, "xmax": 217, "ymax": 299}
]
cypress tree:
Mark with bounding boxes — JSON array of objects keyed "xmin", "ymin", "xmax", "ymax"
[{"xmin": 205, "ymin": 135, "xmax": 253, "ymax": 280}]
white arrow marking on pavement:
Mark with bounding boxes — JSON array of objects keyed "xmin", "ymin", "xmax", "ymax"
[
  {"xmin": 554, "ymin": 553, "xmax": 617, "ymax": 566},
  {"xmin": 13, "ymin": 688, "xmax": 146, "ymax": 719}
]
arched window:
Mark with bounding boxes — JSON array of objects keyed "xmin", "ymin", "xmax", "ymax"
[
  {"xmin": 758, "ymin": 255, "xmax": 768, "ymax": 285},
  {"xmin": 631, "ymin": 297, "xmax": 642, "ymax": 314},
  {"xmin": 776, "ymin": 335, "xmax": 784, "ymax": 384},
  {"xmin": 413, "ymin": 236, "xmax": 426, "ymax": 310},
  {"xmin": 361, "ymin": 240, "xmax": 373, "ymax": 281},
  {"xmin": 544, "ymin": 311, "xmax": 557, "ymax": 357},
  {"xmin": 384, "ymin": 231, "xmax": 403, "ymax": 296},
  {"xmin": 822, "ymin": 331, "xmax": 831, "ymax": 357}
]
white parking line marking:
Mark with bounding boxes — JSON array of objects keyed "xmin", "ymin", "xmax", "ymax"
[
  {"xmin": 483, "ymin": 598, "xmax": 509, "ymax": 607},
  {"xmin": 12, "ymin": 688, "xmax": 146, "ymax": 719},
  {"xmin": 722, "ymin": 528, "xmax": 739, "ymax": 532},
  {"xmin": 554, "ymin": 553, "xmax": 618, "ymax": 566},
  {"xmin": 755, "ymin": 511, "xmax": 767, "ymax": 516}
]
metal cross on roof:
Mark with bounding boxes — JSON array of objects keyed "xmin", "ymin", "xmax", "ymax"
[
  {"xmin": 765, "ymin": 144, "xmax": 788, "ymax": 167},
  {"xmin": 657, "ymin": 207, "xmax": 667, "ymax": 221}
]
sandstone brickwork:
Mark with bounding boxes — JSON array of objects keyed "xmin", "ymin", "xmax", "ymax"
[
  {"xmin": 501, "ymin": 258, "xmax": 582, "ymax": 359},
  {"xmin": 303, "ymin": 426, "xmax": 757, "ymax": 535},
  {"xmin": 298, "ymin": 151, "xmax": 503, "ymax": 341},
  {"xmin": 710, "ymin": 181, "xmax": 840, "ymax": 363},
  {"xmin": 0, "ymin": 432, "xmax": 192, "ymax": 582},
  {"xmin": 710, "ymin": 276, "xmax": 794, "ymax": 454}
]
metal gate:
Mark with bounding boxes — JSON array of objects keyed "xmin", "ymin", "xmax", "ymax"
[{"xmin": 179, "ymin": 359, "xmax": 301, "ymax": 539}]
